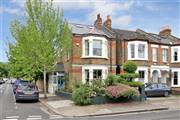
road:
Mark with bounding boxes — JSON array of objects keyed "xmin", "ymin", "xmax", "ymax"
[
  {"xmin": 0, "ymin": 83, "xmax": 180, "ymax": 120},
  {"xmin": 0, "ymin": 83, "xmax": 55, "ymax": 120}
]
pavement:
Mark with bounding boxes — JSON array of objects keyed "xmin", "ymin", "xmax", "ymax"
[{"xmin": 39, "ymin": 93, "xmax": 180, "ymax": 117}]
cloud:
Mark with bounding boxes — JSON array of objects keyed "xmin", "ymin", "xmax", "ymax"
[
  {"xmin": 0, "ymin": 6, "xmax": 20, "ymax": 14},
  {"xmin": 10, "ymin": 0, "xmax": 25, "ymax": 8},
  {"xmin": 113, "ymin": 15, "xmax": 132, "ymax": 27}
]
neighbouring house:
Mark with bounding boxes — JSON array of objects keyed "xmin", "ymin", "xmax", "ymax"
[{"xmin": 48, "ymin": 14, "xmax": 180, "ymax": 94}]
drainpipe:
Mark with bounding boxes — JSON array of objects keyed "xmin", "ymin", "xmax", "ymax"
[{"xmin": 110, "ymin": 39, "xmax": 112, "ymax": 74}]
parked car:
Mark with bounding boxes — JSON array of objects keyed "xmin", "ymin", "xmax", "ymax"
[
  {"xmin": 15, "ymin": 84, "xmax": 39, "ymax": 102},
  {"xmin": 145, "ymin": 83, "xmax": 171, "ymax": 97},
  {"xmin": 13, "ymin": 80, "xmax": 29, "ymax": 94},
  {"xmin": 0, "ymin": 80, "xmax": 5, "ymax": 84}
]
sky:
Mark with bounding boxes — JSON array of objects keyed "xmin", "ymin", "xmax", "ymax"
[{"xmin": 0, "ymin": 0, "xmax": 180, "ymax": 62}]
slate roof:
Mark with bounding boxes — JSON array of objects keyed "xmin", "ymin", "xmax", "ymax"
[
  {"xmin": 69, "ymin": 23, "xmax": 180, "ymax": 45},
  {"xmin": 112, "ymin": 29, "xmax": 149, "ymax": 40},
  {"xmin": 68, "ymin": 23, "xmax": 115, "ymax": 38},
  {"xmin": 113, "ymin": 28, "xmax": 180, "ymax": 45}
]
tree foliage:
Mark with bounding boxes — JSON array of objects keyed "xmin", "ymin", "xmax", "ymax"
[
  {"xmin": 8, "ymin": 0, "xmax": 72, "ymax": 81},
  {"xmin": 0, "ymin": 62, "xmax": 9, "ymax": 78},
  {"xmin": 123, "ymin": 61, "xmax": 137, "ymax": 73}
]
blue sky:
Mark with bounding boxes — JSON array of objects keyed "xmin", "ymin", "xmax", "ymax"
[{"xmin": 0, "ymin": 0, "xmax": 180, "ymax": 62}]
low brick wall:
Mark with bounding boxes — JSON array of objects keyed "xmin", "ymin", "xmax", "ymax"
[{"xmin": 171, "ymin": 87, "xmax": 180, "ymax": 95}]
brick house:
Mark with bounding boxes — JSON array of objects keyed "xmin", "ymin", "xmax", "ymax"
[{"xmin": 48, "ymin": 14, "xmax": 180, "ymax": 94}]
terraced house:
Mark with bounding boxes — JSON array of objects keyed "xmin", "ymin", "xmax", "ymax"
[{"xmin": 48, "ymin": 14, "xmax": 180, "ymax": 94}]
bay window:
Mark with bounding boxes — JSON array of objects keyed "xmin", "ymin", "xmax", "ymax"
[
  {"xmin": 128, "ymin": 41, "xmax": 148, "ymax": 60},
  {"xmin": 82, "ymin": 36, "xmax": 108, "ymax": 58}
]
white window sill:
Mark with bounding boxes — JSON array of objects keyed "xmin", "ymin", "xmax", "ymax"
[
  {"xmin": 128, "ymin": 58, "xmax": 148, "ymax": 61},
  {"xmin": 171, "ymin": 85, "xmax": 180, "ymax": 87},
  {"xmin": 171, "ymin": 61, "xmax": 180, "ymax": 63},
  {"xmin": 81, "ymin": 56, "xmax": 109, "ymax": 59}
]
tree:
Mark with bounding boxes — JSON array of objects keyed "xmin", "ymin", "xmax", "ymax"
[
  {"xmin": 121, "ymin": 61, "xmax": 139, "ymax": 82},
  {"xmin": 0, "ymin": 62, "xmax": 9, "ymax": 78},
  {"xmin": 123, "ymin": 61, "xmax": 137, "ymax": 73},
  {"xmin": 9, "ymin": 0, "xmax": 72, "ymax": 98}
]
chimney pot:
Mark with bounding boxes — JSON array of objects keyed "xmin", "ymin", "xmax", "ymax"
[
  {"xmin": 104, "ymin": 15, "xmax": 112, "ymax": 30},
  {"xmin": 159, "ymin": 25, "xmax": 171, "ymax": 37},
  {"xmin": 94, "ymin": 14, "xmax": 102, "ymax": 29}
]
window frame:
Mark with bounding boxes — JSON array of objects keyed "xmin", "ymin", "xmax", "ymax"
[
  {"xmin": 138, "ymin": 44, "xmax": 145, "ymax": 58},
  {"xmin": 128, "ymin": 41, "xmax": 148, "ymax": 60},
  {"xmin": 152, "ymin": 48, "xmax": 157, "ymax": 62},
  {"xmin": 162, "ymin": 48, "xmax": 167, "ymax": 63},
  {"xmin": 93, "ymin": 39, "xmax": 102, "ymax": 56},
  {"xmin": 82, "ymin": 36, "xmax": 108, "ymax": 59},
  {"xmin": 173, "ymin": 71, "xmax": 178, "ymax": 85}
]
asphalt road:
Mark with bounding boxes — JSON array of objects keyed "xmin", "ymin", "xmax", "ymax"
[
  {"xmin": 0, "ymin": 83, "xmax": 180, "ymax": 120},
  {"xmin": 0, "ymin": 83, "xmax": 54, "ymax": 120}
]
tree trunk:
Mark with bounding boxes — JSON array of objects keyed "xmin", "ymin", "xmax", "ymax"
[{"xmin": 43, "ymin": 66, "xmax": 47, "ymax": 98}]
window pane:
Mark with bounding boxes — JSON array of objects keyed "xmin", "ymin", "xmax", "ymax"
[
  {"xmin": 138, "ymin": 44, "xmax": 145, "ymax": 58},
  {"xmin": 85, "ymin": 69, "xmax": 89, "ymax": 83},
  {"xmin": 162, "ymin": 48, "xmax": 167, "ymax": 62},
  {"xmin": 174, "ymin": 49, "xmax": 178, "ymax": 61},
  {"xmin": 139, "ymin": 71, "xmax": 145, "ymax": 83},
  {"xmin": 174, "ymin": 72, "xmax": 178, "ymax": 85},
  {"xmin": 85, "ymin": 40, "xmax": 89, "ymax": 56},
  {"xmin": 93, "ymin": 40, "xmax": 102, "ymax": 56},
  {"xmin": 152, "ymin": 48, "xmax": 157, "ymax": 61},
  {"xmin": 93, "ymin": 69, "xmax": 102, "ymax": 80},
  {"xmin": 130, "ymin": 44, "xmax": 135, "ymax": 58}
]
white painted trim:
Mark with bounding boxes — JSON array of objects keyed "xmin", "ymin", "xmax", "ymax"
[
  {"xmin": 150, "ymin": 65, "xmax": 170, "ymax": 78},
  {"xmin": 171, "ymin": 46, "xmax": 180, "ymax": 63},
  {"xmin": 161, "ymin": 45, "xmax": 169, "ymax": 49},
  {"xmin": 135, "ymin": 66, "xmax": 148, "ymax": 83},
  {"xmin": 82, "ymin": 65, "xmax": 108, "ymax": 84},
  {"xmin": 127, "ymin": 41, "xmax": 148, "ymax": 60},
  {"xmin": 171, "ymin": 68, "xmax": 180, "ymax": 87},
  {"xmin": 151, "ymin": 44, "xmax": 159, "ymax": 48},
  {"xmin": 72, "ymin": 64, "xmax": 116, "ymax": 68},
  {"xmin": 150, "ymin": 65, "xmax": 170, "ymax": 69},
  {"xmin": 82, "ymin": 36, "xmax": 108, "ymax": 59}
]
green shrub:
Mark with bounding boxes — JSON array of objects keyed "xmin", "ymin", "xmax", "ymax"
[
  {"xmin": 91, "ymin": 80, "xmax": 105, "ymax": 96},
  {"xmin": 127, "ymin": 81, "xmax": 144, "ymax": 87},
  {"xmin": 123, "ymin": 61, "xmax": 137, "ymax": 73},
  {"xmin": 105, "ymin": 75, "xmax": 118, "ymax": 86},
  {"xmin": 72, "ymin": 84, "xmax": 93, "ymax": 105},
  {"xmin": 122, "ymin": 89, "xmax": 140, "ymax": 99}
]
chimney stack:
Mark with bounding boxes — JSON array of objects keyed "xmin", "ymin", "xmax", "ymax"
[
  {"xmin": 159, "ymin": 25, "xmax": 171, "ymax": 37},
  {"xmin": 104, "ymin": 15, "xmax": 111, "ymax": 30},
  {"xmin": 94, "ymin": 14, "xmax": 102, "ymax": 29}
]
